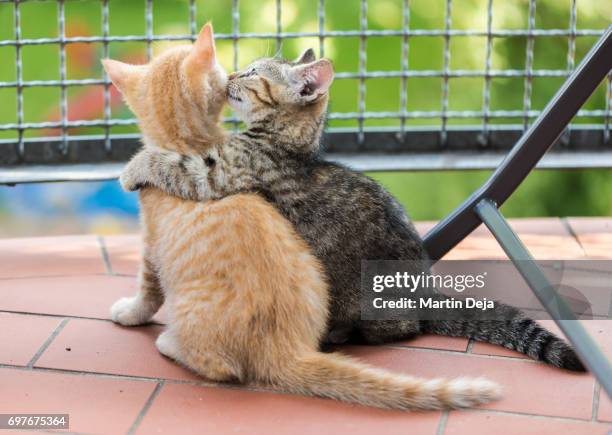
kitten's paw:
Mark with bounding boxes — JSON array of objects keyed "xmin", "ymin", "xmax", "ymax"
[
  {"xmin": 119, "ymin": 151, "xmax": 154, "ymax": 191},
  {"xmin": 119, "ymin": 165, "xmax": 146, "ymax": 192},
  {"xmin": 156, "ymin": 331, "xmax": 180, "ymax": 360},
  {"xmin": 110, "ymin": 296, "xmax": 153, "ymax": 326}
]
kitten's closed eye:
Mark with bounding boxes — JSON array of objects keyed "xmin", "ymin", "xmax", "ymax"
[{"xmin": 239, "ymin": 68, "xmax": 257, "ymax": 78}]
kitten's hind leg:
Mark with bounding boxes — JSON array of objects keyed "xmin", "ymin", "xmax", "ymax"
[
  {"xmin": 158, "ymin": 328, "xmax": 237, "ymax": 383},
  {"xmin": 178, "ymin": 344, "xmax": 241, "ymax": 383},
  {"xmin": 171, "ymin": 322, "xmax": 242, "ymax": 382},
  {"xmin": 111, "ymin": 256, "xmax": 164, "ymax": 326},
  {"xmin": 189, "ymin": 354, "xmax": 240, "ymax": 383}
]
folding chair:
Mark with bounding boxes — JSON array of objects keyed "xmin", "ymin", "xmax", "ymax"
[{"xmin": 423, "ymin": 25, "xmax": 612, "ymax": 397}]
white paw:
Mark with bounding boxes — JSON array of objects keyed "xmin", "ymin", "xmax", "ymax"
[
  {"xmin": 156, "ymin": 330, "xmax": 180, "ymax": 360},
  {"xmin": 119, "ymin": 167, "xmax": 145, "ymax": 192},
  {"xmin": 119, "ymin": 151, "xmax": 153, "ymax": 192},
  {"xmin": 110, "ymin": 296, "xmax": 153, "ymax": 326}
]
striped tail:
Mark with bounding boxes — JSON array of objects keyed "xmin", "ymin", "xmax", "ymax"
[{"xmin": 421, "ymin": 299, "xmax": 586, "ymax": 371}]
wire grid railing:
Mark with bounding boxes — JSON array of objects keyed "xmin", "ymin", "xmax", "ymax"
[{"xmin": 0, "ymin": 0, "xmax": 610, "ymax": 178}]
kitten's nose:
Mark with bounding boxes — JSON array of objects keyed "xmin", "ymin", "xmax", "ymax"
[{"xmin": 228, "ymin": 71, "xmax": 239, "ymax": 80}]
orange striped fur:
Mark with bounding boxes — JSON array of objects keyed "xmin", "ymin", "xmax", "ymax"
[{"xmin": 103, "ymin": 24, "xmax": 500, "ymax": 410}]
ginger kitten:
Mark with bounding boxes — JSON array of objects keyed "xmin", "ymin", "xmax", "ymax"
[{"xmin": 102, "ymin": 24, "xmax": 500, "ymax": 410}]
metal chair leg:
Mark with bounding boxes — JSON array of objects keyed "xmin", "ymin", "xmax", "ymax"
[{"xmin": 475, "ymin": 199, "xmax": 612, "ymax": 397}]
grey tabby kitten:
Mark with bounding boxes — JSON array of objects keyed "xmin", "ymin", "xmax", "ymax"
[{"xmin": 120, "ymin": 49, "xmax": 584, "ymax": 371}]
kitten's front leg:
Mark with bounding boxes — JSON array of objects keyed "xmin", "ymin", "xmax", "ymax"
[
  {"xmin": 120, "ymin": 149, "xmax": 210, "ymax": 201},
  {"xmin": 111, "ymin": 256, "xmax": 164, "ymax": 326}
]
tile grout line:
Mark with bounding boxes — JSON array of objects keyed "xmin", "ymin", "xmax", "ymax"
[
  {"xmin": 435, "ymin": 410, "xmax": 449, "ymax": 435},
  {"xmin": 0, "ymin": 362, "xmax": 269, "ymax": 394},
  {"xmin": 0, "ymin": 309, "xmax": 164, "ymax": 326},
  {"xmin": 1, "ymin": 362, "xmax": 163, "ymax": 384},
  {"xmin": 591, "ymin": 382, "xmax": 601, "ymax": 421},
  {"xmin": 466, "ymin": 338, "xmax": 475, "ymax": 353},
  {"xmin": 464, "ymin": 407, "xmax": 607, "ymax": 424},
  {"xmin": 97, "ymin": 235, "xmax": 114, "ymax": 275},
  {"xmin": 127, "ymin": 380, "xmax": 165, "ymax": 435},
  {"xmin": 384, "ymin": 343, "xmax": 539, "ymax": 364},
  {"xmin": 562, "ymin": 217, "xmax": 612, "ymax": 318},
  {"xmin": 27, "ymin": 318, "xmax": 70, "ymax": 368},
  {"xmin": 561, "ymin": 217, "xmax": 587, "ymax": 256},
  {"xmin": 383, "ymin": 344, "xmax": 473, "ymax": 355}
]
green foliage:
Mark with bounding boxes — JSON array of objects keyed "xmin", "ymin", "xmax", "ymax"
[
  {"xmin": 370, "ymin": 169, "xmax": 612, "ymax": 220},
  {"xmin": 0, "ymin": 0, "xmax": 609, "ymax": 218}
]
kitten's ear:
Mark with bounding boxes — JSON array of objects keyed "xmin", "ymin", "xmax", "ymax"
[
  {"xmin": 295, "ymin": 48, "xmax": 316, "ymax": 64},
  {"xmin": 188, "ymin": 22, "xmax": 216, "ymax": 70},
  {"xmin": 101, "ymin": 59, "xmax": 141, "ymax": 94},
  {"xmin": 290, "ymin": 59, "xmax": 334, "ymax": 101}
]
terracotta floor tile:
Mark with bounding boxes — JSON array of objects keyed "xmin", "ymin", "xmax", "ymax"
[
  {"xmin": 507, "ymin": 218, "xmax": 577, "ymax": 236},
  {"xmin": 0, "ymin": 275, "xmax": 137, "ymax": 320},
  {"xmin": 516, "ymin": 219, "xmax": 583, "ymax": 258},
  {"xmin": 0, "ymin": 235, "xmax": 106, "ymax": 279},
  {"xmin": 598, "ymin": 393, "xmax": 612, "ymax": 422},
  {"xmin": 0, "ymin": 313, "xmax": 61, "ymax": 366},
  {"xmin": 136, "ymin": 383, "xmax": 441, "ymax": 435},
  {"xmin": 1, "ymin": 223, "xmax": 607, "ymax": 434},
  {"xmin": 103, "ymin": 234, "xmax": 141, "ymax": 275},
  {"xmin": 0, "ymin": 368, "xmax": 155, "ymax": 434},
  {"xmin": 442, "ymin": 225, "xmax": 506, "ymax": 260},
  {"xmin": 35, "ymin": 318, "xmax": 198, "ymax": 381},
  {"xmin": 471, "ymin": 342, "xmax": 529, "ymax": 360},
  {"xmin": 339, "ymin": 345, "xmax": 594, "ymax": 419},
  {"xmin": 440, "ymin": 219, "xmax": 585, "ymax": 260},
  {"xmin": 394, "ymin": 335, "xmax": 469, "ymax": 352},
  {"xmin": 566, "ymin": 217, "xmax": 612, "ymax": 259},
  {"xmin": 415, "ymin": 221, "xmax": 437, "ymax": 237},
  {"xmin": 445, "ymin": 411, "xmax": 610, "ymax": 435},
  {"xmin": 1, "ymin": 431, "xmax": 49, "ymax": 435},
  {"xmin": 470, "ymin": 320, "xmax": 611, "ymax": 365}
]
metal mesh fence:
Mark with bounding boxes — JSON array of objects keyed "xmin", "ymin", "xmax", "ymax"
[{"xmin": 0, "ymin": 0, "xmax": 610, "ymax": 178}]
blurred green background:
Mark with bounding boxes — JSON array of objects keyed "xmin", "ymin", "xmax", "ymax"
[{"xmin": 0, "ymin": 0, "xmax": 610, "ymax": 236}]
